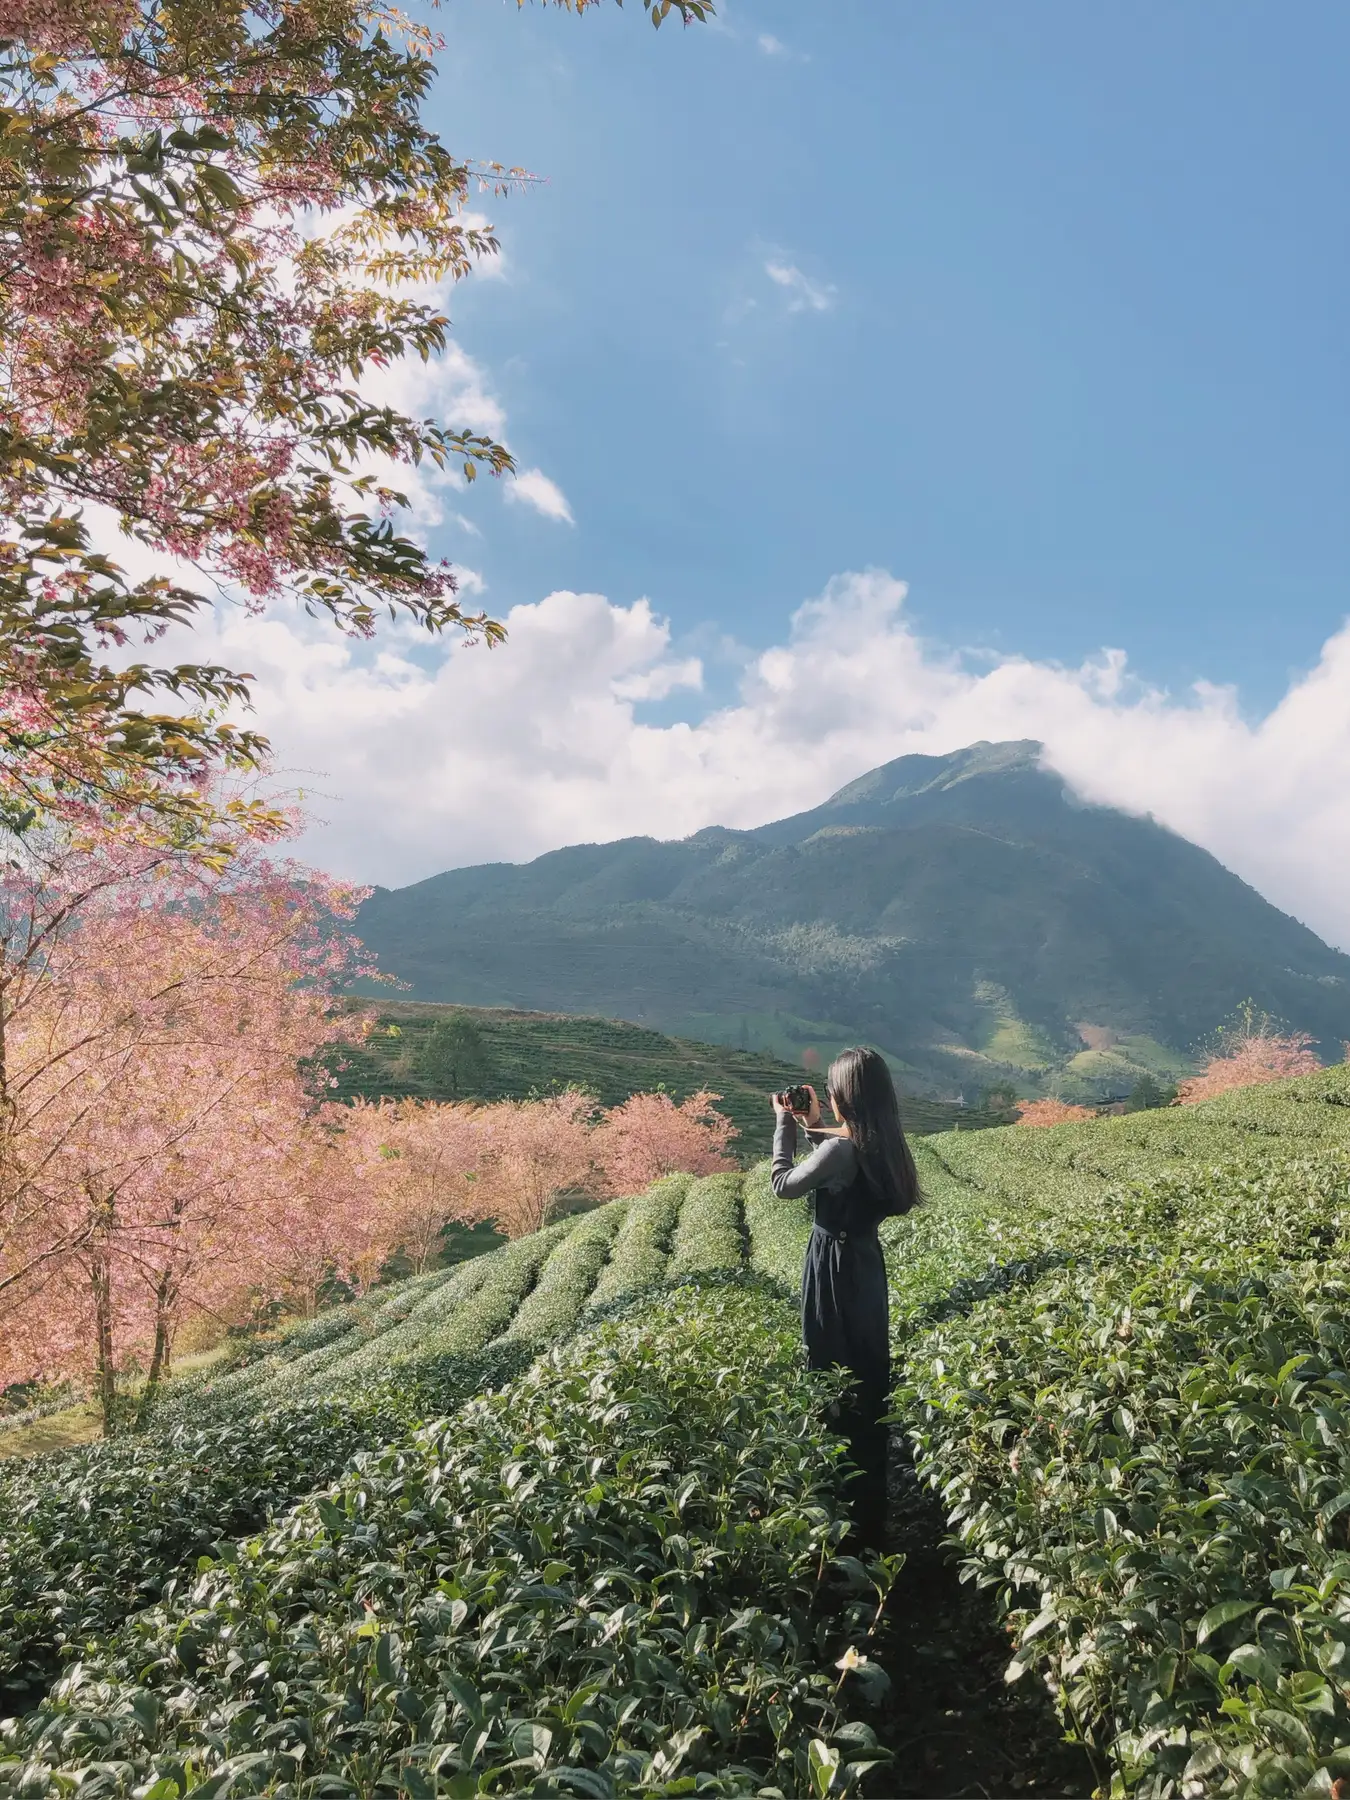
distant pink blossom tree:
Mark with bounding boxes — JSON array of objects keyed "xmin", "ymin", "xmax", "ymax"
[
  {"xmin": 591, "ymin": 1089, "xmax": 737, "ymax": 1193},
  {"xmin": 346, "ymin": 1086, "xmax": 740, "ymax": 1251},
  {"xmin": 345, "ymin": 1098, "xmax": 484, "ymax": 1274},
  {"xmin": 468, "ymin": 1092, "xmax": 602, "ymax": 1239},
  {"xmin": 1015, "ymin": 1098, "xmax": 1096, "ymax": 1128},
  {"xmin": 1176, "ymin": 1032, "xmax": 1322, "ymax": 1105},
  {"xmin": 217, "ymin": 1128, "xmax": 390, "ymax": 1330}
]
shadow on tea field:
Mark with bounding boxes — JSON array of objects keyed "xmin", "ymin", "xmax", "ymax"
[{"xmin": 873, "ymin": 1438, "xmax": 1096, "ymax": 1799}]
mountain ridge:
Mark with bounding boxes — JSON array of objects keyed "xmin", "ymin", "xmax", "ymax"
[{"xmin": 355, "ymin": 741, "xmax": 1350, "ymax": 1099}]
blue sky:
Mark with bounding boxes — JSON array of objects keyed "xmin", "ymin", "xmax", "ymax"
[
  {"xmin": 175, "ymin": 0, "xmax": 1350, "ymax": 948},
  {"xmin": 424, "ymin": 0, "xmax": 1350, "ymax": 715}
]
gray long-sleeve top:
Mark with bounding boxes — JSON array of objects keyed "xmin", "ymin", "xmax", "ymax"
[
  {"xmin": 770, "ymin": 1113, "xmax": 859, "ymax": 1202},
  {"xmin": 771, "ymin": 1113, "xmax": 890, "ymax": 1238}
]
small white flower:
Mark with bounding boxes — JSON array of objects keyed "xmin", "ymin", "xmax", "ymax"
[{"xmin": 835, "ymin": 1646, "xmax": 868, "ymax": 1672}]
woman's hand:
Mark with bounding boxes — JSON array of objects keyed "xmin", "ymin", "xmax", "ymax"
[{"xmin": 771, "ymin": 1085, "xmax": 823, "ymax": 1128}]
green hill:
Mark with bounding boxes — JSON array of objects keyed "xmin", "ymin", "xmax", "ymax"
[
  {"xmin": 351, "ymin": 740, "xmax": 1350, "ymax": 1100},
  {"xmin": 5, "ymin": 1064, "xmax": 1350, "ymax": 1794},
  {"xmin": 330, "ymin": 1000, "xmax": 1002, "ymax": 1157}
]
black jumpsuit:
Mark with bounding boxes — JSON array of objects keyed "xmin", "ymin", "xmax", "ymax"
[{"xmin": 770, "ymin": 1114, "xmax": 891, "ymax": 1548}]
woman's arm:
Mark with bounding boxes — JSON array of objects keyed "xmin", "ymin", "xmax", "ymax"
[{"xmin": 771, "ymin": 1114, "xmax": 856, "ymax": 1200}]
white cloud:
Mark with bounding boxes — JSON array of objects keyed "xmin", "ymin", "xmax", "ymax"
[
  {"xmin": 611, "ymin": 656, "xmax": 703, "ymax": 702},
  {"xmin": 163, "ymin": 570, "xmax": 1350, "ymax": 952},
  {"xmin": 450, "ymin": 565, "xmax": 486, "ymax": 597},
  {"xmin": 764, "ymin": 260, "xmax": 836, "ymax": 313},
  {"xmin": 306, "ymin": 219, "xmax": 566, "ymax": 533},
  {"xmin": 364, "ymin": 338, "xmax": 507, "ymax": 443},
  {"xmin": 455, "ymin": 208, "xmax": 508, "ymax": 282},
  {"xmin": 756, "ymin": 32, "xmax": 808, "ymax": 61},
  {"xmin": 344, "ymin": 339, "xmax": 513, "ymax": 540},
  {"xmin": 504, "ymin": 467, "xmax": 575, "ymax": 524}
]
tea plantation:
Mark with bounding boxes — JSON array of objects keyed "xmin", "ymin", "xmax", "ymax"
[
  {"xmin": 3, "ymin": 1067, "xmax": 1350, "ymax": 1796},
  {"xmin": 328, "ymin": 1002, "xmax": 999, "ymax": 1159}
]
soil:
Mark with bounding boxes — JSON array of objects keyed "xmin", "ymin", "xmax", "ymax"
[{"xmin": 866, "ymin": 1438, "xmax": 1099, "ymax": 1800}]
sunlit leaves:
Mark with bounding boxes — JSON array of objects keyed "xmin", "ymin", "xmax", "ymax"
[
  {"xmin": 2, "ymin": 1283, "xmax": 892, "ymax": 1796},
  {"xmin": 898, "ymin": 1064, "xmax": 1350, "ymax": 1796}
]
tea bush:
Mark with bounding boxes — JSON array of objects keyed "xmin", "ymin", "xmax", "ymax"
[
  {"xmin": 5, "ymin": 1067, "xmax": 1350, "ymax": 1796},
  {"xmin": 502, "ymin": 1202, "xmax": 626, "ymax": 1346},
  {"xmin": 890, "ymin": 1084, "xmax": 1350, "ymax": 1339},
  {"xmin": 154, "ymin": 1269, "xmax": 454, "ymax": 1419},
  {"xmin": 166, "ymin": 1262, "xmax": 495, "ymax": 1422},
  {"xmin": 0, "ymin": 1219, "xmax": 616, "ymax": 1709},
  {"xmin": 296, "ymin": 1220, "xmax": 577, "ymax": 1401},
  {"xmin": 586, "ymin": 1174, "xmax": 690, "ymax": 1309},
  {"xmin": 0, "ymin": 1348, "xmax": 520, "ymax": 1712},
  {"xmin": 3, "ymin": 1284, "xmax": 897, "ymax": 1798},
  {"xmin": 0, "ymin": 1177, "xmax": 752, "ymax": 1727},
  {"xmin": 905, "ymin": 1248, "xmax": 1350, "ymax": 1797},
  {"xmin": 665, "ymin": 1172, "xmax": 745, "ymax": 1278},
  {"xmin": 0, "ymin": 1182, "xmax": 715, "ymax": 1713},
  {"xmin": 897, "ymin": 1087, "xmax": 1350, "ymax": 1796},
  {"xmin": 744, "ymin": 1159, "xmax": 812, "ymax": 1291}
]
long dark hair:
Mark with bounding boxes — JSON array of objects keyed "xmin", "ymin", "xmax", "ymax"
[{"xmin": 828, "ymin": 1046, "xmax": 921, "ymax": 1218}]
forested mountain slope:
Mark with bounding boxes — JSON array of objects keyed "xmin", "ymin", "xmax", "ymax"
[{"xmin": 354, "ymin": 740, "xmax": 1350, "ymax": 1097}]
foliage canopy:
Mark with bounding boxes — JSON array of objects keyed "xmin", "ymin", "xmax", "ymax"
[{"xmin": 0, "ymin": 0, "xmax": 708, "ymax": 834}]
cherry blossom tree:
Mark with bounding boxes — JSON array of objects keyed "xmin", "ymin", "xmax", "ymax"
[
  {"xmin": 0, "ymin": 816, "xmax": 376, "ymax": 1428},
  {"xmin": 468, "ymin": 1092, "xmax": 603, "ymax": 1239},
  {"xmin": 1176, "ymin": 1031, "xmax": 1322, "ymax": 1105},
  {"xmin": 0, "ymin": 0, "xmax": 709, "ymax": 835},
  {"xmin": 345, "ymin": 1086, "xmax": 738, "ymax": 1249},
  {"xmin": 218, "ymin": 1127, "xmax": 387, "ymax": 1330},
  {"xmin": 344, "ymin": 1097, "xmax": 483, "ymax": 1274},
  {"xmin": 590, "ymin": 1088, "xmax": 737, "ymax": 1192},
  {"xmin": 1015, "ymin": 1098, "xmax": 1097, "ymax": 1128}
]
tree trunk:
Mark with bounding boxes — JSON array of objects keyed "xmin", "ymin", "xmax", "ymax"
[
  {"xmin": 0, "ymin": 942, "xmax": 13, "ymax": 1141},
  {"xmin": 90, "ymin": 1248, "xmax": 118, "ymax": 1435},
  {"xmin": 83, "ymin": 1182, "xmax": 122, "ymax": 1435},
  {"xmin": 0, "ymin": 954, "xmax": 15, "ymax": 1257},
  {"xmin": 135, "ymin": 1269, "xmax": 176, "ymax": 1430}
]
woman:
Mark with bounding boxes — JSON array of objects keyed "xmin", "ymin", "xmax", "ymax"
[{"xmin": 771, "ymin": 1046, "xmax": 920, "ymax": 1549}]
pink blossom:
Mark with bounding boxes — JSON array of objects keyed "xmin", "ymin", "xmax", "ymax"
[
  {"xmin": 590, "ymin": 1089, "xmax": 737, "ymax": 1192},
  {"xmin": 1176, "ymin": 1032, "xmax": 1323, "ymax": 1105},
  {"xmin": 0, "ymin": 805, "xmax": 377, "ymax": 1418},
  {"xmin": 1015, "ymin": 1098, "xmax": 1097, "ymax": 1128}
]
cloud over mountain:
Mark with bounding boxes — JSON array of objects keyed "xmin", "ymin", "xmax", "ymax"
[{"xmin": 166, "ymin": 570, "xmax": 1350, "ymax": 951}]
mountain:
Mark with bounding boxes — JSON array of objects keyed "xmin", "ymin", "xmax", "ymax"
[{"xmin": 353, "ymin": 741, "xmax": 1350, "ymax": 1099}]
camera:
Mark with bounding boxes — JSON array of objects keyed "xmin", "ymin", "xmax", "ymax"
[{"xmin": 782, "ymin": 1084, "xmax": 813, "ymax": 1114}]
